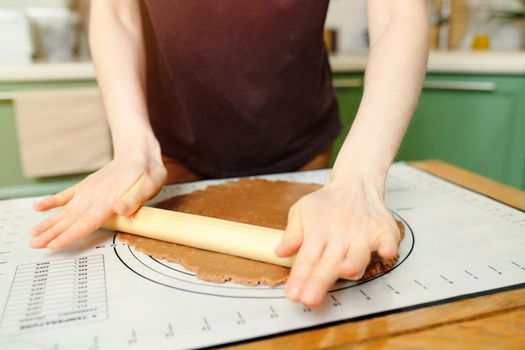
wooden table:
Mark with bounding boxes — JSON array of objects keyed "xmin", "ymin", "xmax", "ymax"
[{"xmin": 226, "ymin": 160, "xmax": 525, "ymax": 350}]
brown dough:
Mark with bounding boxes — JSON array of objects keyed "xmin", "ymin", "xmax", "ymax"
[{"xmin": 118, "ymin": 179, "xmax": 405, "ymax": 287}]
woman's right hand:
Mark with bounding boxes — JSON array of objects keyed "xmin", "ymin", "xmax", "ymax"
[
  {"xmin": 28, "ymin": 153, "xmax": 167, "ymax": 250},
  {"xmin": 34, "ymin": 0, "xmax": 169, "ymax": 250}
]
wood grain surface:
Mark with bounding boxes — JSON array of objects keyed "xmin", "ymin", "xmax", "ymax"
[{"xmin": 225, "ymin": 160, "xmax": 525, "ymax": 350}]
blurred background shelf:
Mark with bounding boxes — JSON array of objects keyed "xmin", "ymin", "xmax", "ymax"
[
  {"xmin": 1, "ymin": 0, "xmax": 524, "ymax": 198},
  {"xmin": 0, "ymin": 62, "xmax": 94, "ymax": 83},
  {"xmin": 1, "ymin": 53, "xmax": 523, "ymax": 199},
  {"xmin": 1, "ymin": 50, "xmax": 524, "ymax": 84},
  {"xmin": 0, "ymin": 79, "xmax": 96, "ymax": 199}
]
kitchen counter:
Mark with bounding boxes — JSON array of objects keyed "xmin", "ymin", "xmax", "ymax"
[
  {"xmin": 0, "ymin": 61, "xmax": 95, "ymax": 83},
  {"xmin": 331, "ymin": 50, "xmax": 525, "ymax": 74},
  {"xmin": 228, "ymin": 161, "xmax": 525, "ymax": 350},
  {"xmin": 0, "ymin": 51, "xmax": 524, "ymax": 83}
]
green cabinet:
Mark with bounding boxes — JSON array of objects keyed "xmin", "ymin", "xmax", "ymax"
[
  {"xmin": 1, "ymin": 72, "xmax": 524, "ymax": 198},
  {"xmin": 400, "ymin": 75, "xmax": 525, "ymax": 189},
  {"xmin": 330, "ymin": 73, "xmax": 525, "ymax": 190},
  {"xmin": 0, "ymin": 81, "xmax": 96, "ymax": 198},
  {"xmin": 330, "ymin": 73, "xmax": 364, "ymax": 165}
]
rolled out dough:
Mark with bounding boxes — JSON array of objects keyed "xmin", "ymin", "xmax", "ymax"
[{"xmin": 118, "ymin": 179, "xmax": 405, "ymax": 287}]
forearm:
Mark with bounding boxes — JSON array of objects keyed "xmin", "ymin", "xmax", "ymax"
[
  {"xmin": 331, "ymin": 2, "xmax": 429, "ymax": 189},
  {"xmin": 90, "ymin": 0, "xmax": 159, "ymax": 159}
]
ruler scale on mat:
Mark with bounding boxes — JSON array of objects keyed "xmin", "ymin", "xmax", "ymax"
[{"xmin": 0, "ymin": 163, "xmax": 524, "ymax": 349}]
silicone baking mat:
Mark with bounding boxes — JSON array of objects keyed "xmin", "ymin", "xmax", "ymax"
[{"xmin": 0, "ymin": 163, "xmax": 524, "ymax": 349}]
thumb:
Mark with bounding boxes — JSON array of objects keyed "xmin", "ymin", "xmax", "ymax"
[
  {"xmin": 275, "ymin": 206, "xmax": 303, "ymax": 257},
  {"xmin": 113, "ymin": 174, "xmax": 161, "ymax": 216}
]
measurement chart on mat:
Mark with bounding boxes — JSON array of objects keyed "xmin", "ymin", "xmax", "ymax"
[
  {"xmin": 0, "ymin": 163, "xmax": 524, "ymax": 350},
  {"xmin": 0, "ymin": 255, "xmax": 107, "ymax": 336}
]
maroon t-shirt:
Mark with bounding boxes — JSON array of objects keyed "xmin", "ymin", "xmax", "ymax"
[{"xmin": 142, "ymin": 1, "xmax": 341, "ymax": 178}]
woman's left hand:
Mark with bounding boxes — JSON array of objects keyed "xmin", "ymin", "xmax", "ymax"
[{"xmin": 275, "ymin": 179, "xmax": 402, "ymax": 307}]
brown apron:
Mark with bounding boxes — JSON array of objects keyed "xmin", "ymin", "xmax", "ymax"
[
  {"xmin": 162, "ymin": 148, "xmax": 332, "ymax": 185},
  {"xmin": 141, "ymin": 1, "xmax": 341, "ymax": 179}
]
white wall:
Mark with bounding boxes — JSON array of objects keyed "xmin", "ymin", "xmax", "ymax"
[
  {"xmin": 326, "ymin": 0, "xmax": 524, "ymax": 51},
  {"xmin": 325, "ymin": 0, "xmax": 368, "ymax": 51},
  {"xmin": 0, "ymin": 0, "xmax": 67, "ymax": 7},
  {"xmin": 1, "ymin": 0, "xmax": 522, "ymax": 51}
]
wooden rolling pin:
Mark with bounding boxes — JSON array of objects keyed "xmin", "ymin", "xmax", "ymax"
[{"xmin": 103, "ymin": 206, "xmax": 295, "ymax": 267}]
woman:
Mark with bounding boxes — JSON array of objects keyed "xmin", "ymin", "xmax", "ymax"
[{"xmin": 29, "ymin": 0, "xmax": 428, "ymax": 307}]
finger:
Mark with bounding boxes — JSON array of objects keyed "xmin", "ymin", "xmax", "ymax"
[
  {"xmin": 33, "ymin": 187, "xmax": 75, "ymax": 211},
  {"xmin": 340, "ymin": 237, "xmax": 371, "ymax": 280},
  {"xmin": 301, "ymin": 239, "xmax": 347, "ymax": 306},
  {"xmin": 47, "ymin": 206, "xmax": 114, "ymax": 249},
  {"xmin": 275, "ymin": 206, "xmax": 303, "ymax": 257},
  {"xmin": 376, "ymin": 231, "xmax": 400, "ymax": 260},
  {"xmin": 29, "ymin": 213, "xmax": 79, "ymax": 248},
  {"xmin": 285, "ymin": 236, "xmax": 325, "ymax": 302},
  {"xmin": 29, "ymin": 209, "xmax": 68, "ymax": 237},
  {"xmin": 396, "ymin": 220, "xmax": 406, "ymax": 240},
  {"xmin": 113, "ymin": 174, "xmax": 159, "ymax": 216}
]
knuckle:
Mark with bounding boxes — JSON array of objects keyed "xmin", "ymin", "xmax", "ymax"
[
  {"xmin": 72, "ymin": 217, "xmax": 92, "ymax": 234},
  {"xmin": 282, "ymin": 231, "xmax": 298, "ymax": 243},
  {"xmin": 379, "ymin": 230, "xmax": 399, "ymax": 243},
  {"xmin": 43, "ymin": 195, "xmax": 56, "ymax": 204},
  {"xmin": 311, "ymin": 271, "xmax": 335, "ymax": 287},
  {"xmin": 392, "ymin": 225, "xmax": 402, "ymax": 240},
  {"xmin": 91, "ymin": 206, "xmax": 111, "ymax": 220},
  {"xmin": 291, "ymin": 259, "xmax": 316, "ymax": 277},
  {"xmin": 41, "ymin": 227, "xmax": 60, "ymax": 241},
  {"xmin": 383, "ymin": 217, "xmax": 400, "ymax": 235},
  {"xmin": 65, "ymin": 196, "xmax": 82, "ymax": 209},
  {"xmin": 321, "ymin": 252, "xmax": 342, "ymax": 267},
  {"xmin": 284, "ymin": 218, "xmax": 300, "ymax": 233},
  {"xmin": 41, "ymin": 216, "xmax": 55, "ymax": 226},
  {"xmin": 287, "ymin": 205, "xmax": 297, "ymax": 221},
  {"xmin": 61, "ymin": 204, "xmax": 78, "ymax": 216},
  {"xmin": 353, "ymin": 236, "xmax": 372, "ymax": 250},
  {"xmin": 154, "ymin": 166, "xmax": 168, "ymax": 181},
  {"xmin": 289, "ymin": 270, "xmax": 310, "ymax": 284},
  {"xmin": 125, "ymin": 198, "xmax": 139, "ymax": 209},
  {"xmin": 296, "ymin": 194, "xmax": 314, "ymax": 209},
  {"xmin": 295, "ymin": 257, "xmax": 317, "ymax": 271},
  {"xmin": 56, "ymin": 189, "xmax": 69, "ymax": 200}
]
